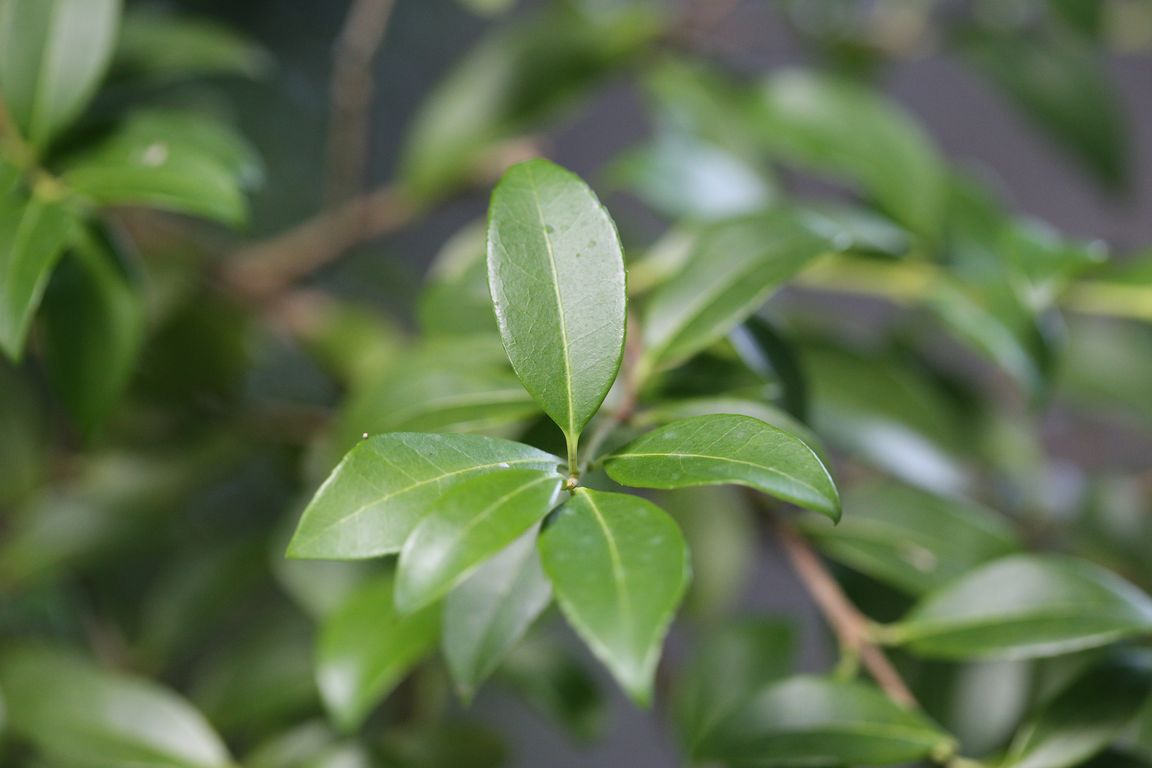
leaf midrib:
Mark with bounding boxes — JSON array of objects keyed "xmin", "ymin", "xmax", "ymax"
[
  {"xmin": 612, "ymin": 450, "xmax": 829, "ymax": 505},
  {"xmin": 582, "ymin": 491, "xmax": 633, "ymax": 646}
]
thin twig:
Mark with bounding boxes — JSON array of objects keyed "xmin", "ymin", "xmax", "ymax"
[
  {"xmin": 325, "ymin": 0, "xmax": 396, "ymax": 206},
  {"xmin": 769, "ymin": 509, "xmax": 919, "ymax": 709}
]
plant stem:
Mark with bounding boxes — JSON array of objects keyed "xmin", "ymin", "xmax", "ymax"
[{"xmin": 767, "ymin": 507, "xmax": 920, "ymax": 709}]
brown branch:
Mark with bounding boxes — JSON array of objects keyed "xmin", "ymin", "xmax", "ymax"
[
  {"xmin": 771, "ymin": 512, "xmax": 919, "ymax": 709},
  {"xmin": 325, "ymin": 0, "xmax": 396, "ymax": 206}
]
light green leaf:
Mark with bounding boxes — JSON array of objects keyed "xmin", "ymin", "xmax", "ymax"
[
  {"xmin": 604, "ymin": 414, "xmax": 840, "ymax": 521},
  {"xmin": 0, "ymin": 0, "xmax": 121, "ymax": 147},
  {"xmin": 443, "ymin": 532, "xmax": 552, "ymax": 701},
  {"xmin": 0, "ymin": 189, "xmax": 79, "ymax": 360},
  {"xmin": 62, "ymin": 111, "xmax": 258, "ymax": 226},
  {"xmin": 0, "ymin": 645, "xmax": 230, "ymax": 768},
  {"xmin": 674, "ymin": 619, "xmax": 795, "ymax": 756},
  {"xmin": 317, "ymin": 573, "xmax": 440, "ymax": 732},
  {"xmin": 40, "ymin": 225, "xmax": 145, "ymax": 434},
  {"xmin": 800, "ymin": 482, "xmax": 1019, "ymax": 595},
  {"xmin": 753, "ymin": 70, "xmax": 946, "ymax": 235},
  {"xmin": 418, "ymin": 221, "xmax": 498, "ymax": 337},
  {"xmin": 698, "ymin": 676, "xmax": 955, "ymax": 766},
  {"xmin": 885, "ymin": 555, "xmax": 1152, "ymax": 659},
  {"xmin": 487, "ymin": 158, "xmax": 626, "ymax": 449},
  {"xmin": 396, "ymin": 469, "xmax": 562, "ymax": 612},
  {"xmin": 640, "ymin": 212, "xmax": 829, "ymax": 374},
  {"xmin": 538, "ymin": 488, "xmax": 689, "ymax": 705},
  {"xmin": 113, "ymin": 8, "xmax": 270, "ymax": 82},
  {"xmin": 1005, "ymin": 655, "xmax": 1152, "ymax": 768},
  {"xmin": 288, "ymin": 433, "xmax": 560, "ymax": 560}
]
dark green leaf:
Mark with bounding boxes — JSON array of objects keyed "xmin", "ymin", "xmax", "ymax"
[
  {"xmin": 396, "ymin": 469, "xmax": 561, "ymax": 612},
  {"xmin": 62, "ymin": 111, "xmax": 258, "ymax": 226},
  {"xmin": 698, "ymin": 676, "xmax": 956, "ymax": 766},
  {"xmin": 316, "ymin": 573, "xmax": 440, "ymax": 732},
  {"xmin": 497, "ymin": 632, "xmax": 605, "ymax": 742},
  {"xmin": 674, "ymin": 619, "xmax": 795, "ymax": 756},
  {"xmin": 800, "ymin": 482, "xmax": 1019, "ymax": 595},
  {"xmin": 487, "ymin": 158, "xmax": 626, "ymax": 448},
  {"xmin": 640, "ymin": 212, "xmax": 829, "ymax": 374},
  {"xmin": 0, "ymin": 645, "xmax": 230, "ymax": 768},
  {"xmin": 604, "ymin": 414, "xmax": 840, "ymax": 521},
  {"xmin": 753, "ymin": 70, "xmax": 946, "ymax": 235},
  {"xmin": 538, "ymin": 488, "xmax": 689, "ymax": 705},
  {"xmin": 885, "ymin": 555, "xmax": 1152, "ymax": 659},
  {"xmin": 40, "ymin": 225, "xmax": 145, "ymax": 433},
  {"xmin": 443, "ymin": 532, "xmax": 552, "ymax": 701},
  {"xmin": 730, "ymin": 315, "xmax": 810, "ymax": 420},
  {"xmin": 1005, "ymin": 654, "xmax": 1152, "ymax": 768},
  {"xmin": 0, "ymin": 0, "xmax": 121, "ymax": 146},
  {"xmin": 113, "ymin": 8, "xmax": 270, "ymax": 82},
  {"xmin": 0, "ymin": 189, "xmax": 79, "ymax": 360},
  {"xmin": 288, "ymin": 433, "xmax": 560, "ymax": 559}
]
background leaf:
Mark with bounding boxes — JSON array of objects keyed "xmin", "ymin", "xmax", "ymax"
[
  {"xmin": 112, "ymin": 7, "xmax": 270, "ymax": 82},
  {"xmin": 538, "ymin": 488, "xmax": 689, "ymax": 705},
  {"xmin": 487, "ymin": 158, "xmax": 626, "ymax": 447}
]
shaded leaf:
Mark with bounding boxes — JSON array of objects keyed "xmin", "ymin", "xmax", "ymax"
[
  {"xmin": 113, "ymin": 8, "xmax": 270, "ymax": 82},
  {"xmin": 418, "ymin": 222, "xmax": 498, "ymax": 337},
  {"xmin": 288, "ymin": 433, "xmax": 560, "ymax": 559},
  {"xmin": 0, "ymin": 645, "xmax": 230, "ymax": 768},
  {"xmin": 487, "ymin": 158, "xmax": 626, "ymax": 446},
  {"xmin": 0, "ymin": 0, "xmax": 120, "ymax": 146},
  {"xmin": 538, "ymin": 488, "xmax": 689, "ymax": 705},
  {"xmin": 497, "ymin": 632, "xmax": 605, "ymax": 742},
  {"xmin": 396, "ymin": 469, "xmax": 561, "ymax": 612},
  {"xmin": 605, "ymin": 414, "xmax": 840, "ymax": 520},
  {"xmin": 443, "ymin": 532, "xmax": 552, "ymax": 701},
  {"xmin": 886, "ymin": 555, "xmax": 1152, "ymax": 659},
  {"xmin": 317, "ymin": 573, "xmax": 440, "ymax": 732}
]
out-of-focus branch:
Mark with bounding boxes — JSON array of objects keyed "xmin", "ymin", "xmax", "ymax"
[
  {"xmin": 325, "ymin": 0, "xmax": 396, "ymax": 206},
  {"xmin": 767, "ymin": 507, "xmax": 920, "ymax": 709}
]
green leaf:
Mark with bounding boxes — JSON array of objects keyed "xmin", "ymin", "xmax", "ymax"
[
  {"xmin": 0, "ymin": 189, "xmax": 79, "ymax": 360},
  {"xmin": 396, "ymin": 469, "xmax": 561, "ymax": 612},
  {"xmin": 640, "ymin": 211, "xmax": 829, "ymax": 374},
  {"xmin": 418, "ymin": 221, "xmax": 498, "ymax": 337},
  {"xmin": 885, "ymin": 555, "xmax": 1152, "ymax": 659},
  {"xmin": 698, "ymin": 676, "xmax": 955, "ymax": 766},
  {"xmin": 113, "ymin": 8, "xmax": 270, "ymax": 82},
  {"xmin": 800, "ymin": 482, "xmax": 1019, "ymax": 595},
  {"xmin": 1005, "ymin": 655, "xmax": 1152, "ymax": 768},
  {"xmin": 40, "ymin": 225, "xmax": 145, "ymax": 433},
  {"xmin": 457, "ymin": 0, "xmax": 516, "ymax": 16},
  {"xmin": 443, "ymin": 532, "xmax": 552, "ymax": 701},
  {"xmin": 0, "ymin": 0, "xmax": 121, "ymax": 147},
  {"xmin": 604, "ymin": 414, "xmax": 840, "ymax": 521},
  {"xmin": 317, "ymin": 573, "xmax": 440, "ymax": 732},
  {"xmin": 62, "ymin": 110, "xmax": 258, "ymax": 226},
  {"xmin": 497, "ymin": 632, "xmax": 605, "ymax": 742},
  {"xmin": 753, "ymin": 70, "xmax": 945, "ymax": 235},
  {"xmin": 537, "ymin": 488, "xmax": 689, "ymax": 705},
  {"xmin": 674, "ymin": 619, "xmax": 795, "ymax": 756},
  {"xmin": 288, "ymin": 433, "xmax": 560, "ymax": 559},
  {"xmin": 0, "ymin": 645, "xmax": 230, "ymax": 768},
  {"xmin": 730, "ymin": 315, "xmax": 810, "ymax": 421},
  {"xmin": 487, "ymin": 158, "xmax": 626, "ymax": 449}
]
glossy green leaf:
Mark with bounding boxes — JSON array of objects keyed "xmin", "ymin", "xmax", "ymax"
[
  {"xmin": 604, "ymin": 414, "xmax": 840, "ymax": 521},
  {"xmin": 537, "ymin": 488, "xmax": 689, "ymax": 705},
  {"xmin": 288, "ymin": 433, "xmax": 560, "ymax": 559},
  {"xmin": 396, "ymin": 469, "xmax": 561, "ymax": 612},
  {"xmin": 698, "ymin": 676, "xmax": 955, "ymax": 766},
  {"xmin": 0, "ymin": 190, "xmax": 79, "ymax": 360},
  {"xmin": 753, "ymin": 70, "xmax": 946, "ymax": 235},
  {"xmin": 640, "ymin": 212, "xmax": 829, "ymax": 374},
  {"xmin": 317, "ymin": 573, "xmax": 440, "ymax": 732},
  {"xmin": 885, "ymin": 555, "xmax": 1152, "ymax": 659},
  {"xmin": 62, "ymin": 111, "xmax": 258, "ymax": 226},
  {"xmin": 674, "ymin": 619, "xmax": 795, "ymax": 756},
  {"xmin": 487, "ymin": 158, "xmax": 626, "ymax": 446},
  {"xmin": 800, "ymin": 482, "xmax": 1019, "ymax": 595},
  {"xmin": 1005, "ymin": 655, "xmax": 1152, "ymax": 768},
  {"xmin": 0, "ymin": 0, "xmax": 121, "ymax": 146},
  {"xmin": 113, "ymin": 8, "xmax": 270, "ymax": 82},
  {"xmin": 0, "ymin": 645, "xmax": 230, "ymax": 768},
  {"xmin": 442, "ymin": 532, "xmax": 552, "ymax": 701},
  {"xmin": 40, "ymin": 225, "xmax": 145, "ymax": 433}
]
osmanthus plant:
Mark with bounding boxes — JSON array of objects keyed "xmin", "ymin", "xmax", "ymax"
[{"xmin": 286, "ymin": 158, "xmax": 842, "ymax": 720}]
